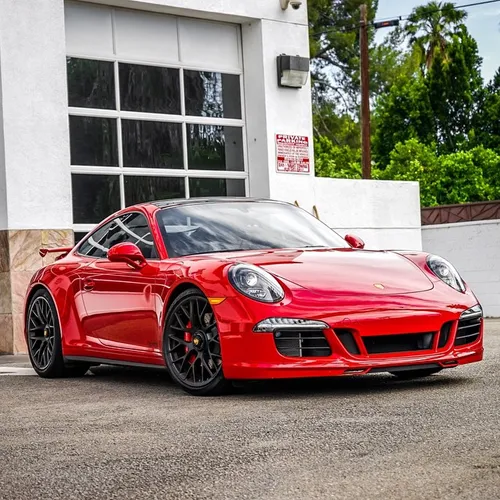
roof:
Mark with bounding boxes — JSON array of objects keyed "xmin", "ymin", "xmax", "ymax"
[{"xmin": 148, "ymin": 197, "xmax": 283, "ymax": 209}]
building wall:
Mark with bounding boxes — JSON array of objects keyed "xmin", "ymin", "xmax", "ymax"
[
  {"xmin": 422, "ymin": 220, "xmax": 500, "ymax": 317},
  {"xmin": 271, "ymin": 177, "xmax": 422, "ymax": 251},
  {"xmin": 0, "ymin": 0, "xmax": 72, "ymax": 231},
  {"xmin": 0, "ymin": 0, "xmax": 423, "ymax": 354}
]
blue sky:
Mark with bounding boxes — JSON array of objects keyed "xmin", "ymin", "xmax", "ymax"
[{"xmin": 376, "ymin": 0, "xmax": 500, "ymax": 82}]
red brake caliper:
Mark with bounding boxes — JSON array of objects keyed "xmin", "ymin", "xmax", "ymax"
[{"xmin": 185, "ymin": 321, "xmax": 196, "ymax": 364}]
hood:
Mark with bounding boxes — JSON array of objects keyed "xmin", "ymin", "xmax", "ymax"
[{"xmin": 223, "ymin": 248, "xmax": 434, "ymax": 296}]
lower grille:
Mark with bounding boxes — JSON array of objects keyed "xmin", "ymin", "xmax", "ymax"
[
  {"xmin": 362, "ymin": 332, "xmax": 435, "ymax": 354},
  {"xmin": 274, "ymin": 330, "xmax": 331, "ymax": 357},
  {"xmin": 455, "ymin": 317, "xmax": 481, "ymax": 346}
]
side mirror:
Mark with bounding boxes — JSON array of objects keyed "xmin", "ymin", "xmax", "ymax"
[
  {"xmin": 107, "ymin": 242, "xmax": 146, "ymax": 270},
  {"xmin": 345, "ymin": 234, "xmax": 365, "ymax": 249}
]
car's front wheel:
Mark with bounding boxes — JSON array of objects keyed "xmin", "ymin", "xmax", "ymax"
[
  {"xmin": 163, "ymin": 288, "xmax": 229, "ymax": 396},
  {"xmin": 390, "ymin": 368, "xmax": 443, "ymax": 380},
  {"xmin": 26, "ymin": 289, "xmax": 90, "ymax": 378}
]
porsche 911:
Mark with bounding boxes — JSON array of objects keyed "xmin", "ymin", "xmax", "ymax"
[{"xmin": 25, "ymin": 198, "xmax": 483, "ymax": 395}]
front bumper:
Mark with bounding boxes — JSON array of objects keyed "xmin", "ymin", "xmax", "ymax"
[{"xmin": 214, "ymin": 288, "xmax": 484, "ymax": 380}]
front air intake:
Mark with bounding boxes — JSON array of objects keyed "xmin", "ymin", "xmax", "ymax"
[
  {"xmin": 439, "ymin": 321, "xmax": 453, "ymax": 348},
  {"xmin": 335, "ymin": 329, "xmax": 361, "ymax": 355},
  {"xmin": 455, "ymin": 305, "xmax": 482, "ymax": 346},
  {"xmin": 274, "ymin": 330, "xmax": 331, "ymax": 357}
]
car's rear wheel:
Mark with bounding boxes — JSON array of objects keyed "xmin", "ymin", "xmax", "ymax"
[
  {"xmin": 163, "ymin": 288, "xmax": 229, "ymax": 396},
  {"xmin": 390, "ymin": 368, "xmax": 443, "ymax": 379},
  {"xmin": 27, "ymin": 289, "xmax": 90, "ymax": 378}
]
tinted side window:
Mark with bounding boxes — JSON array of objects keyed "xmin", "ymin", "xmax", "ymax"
[
  {"xmin": 118, "ymin": 213, "xmax": 158, "ymax": 259},
  {"xmin": 77, "ymin": 213, "xmax": 158, "ymax": 259},
  {"xmin": 77, "ymin": 219, "xmax": 123, "ymax": 259}
]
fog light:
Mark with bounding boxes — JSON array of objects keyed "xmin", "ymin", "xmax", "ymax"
[{"xmin": 253, "ymin": 318, "xmax": 329, "ymax": 333}]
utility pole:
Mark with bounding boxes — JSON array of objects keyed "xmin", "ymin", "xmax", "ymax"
[{"xmin": 359, "ymin": 4, "xmax": 371, "ymax": 180}]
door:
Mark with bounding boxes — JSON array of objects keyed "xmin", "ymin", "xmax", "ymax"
[{"xmin": 77, "ymin": 212, "xmax": 162, "ymax": 352}]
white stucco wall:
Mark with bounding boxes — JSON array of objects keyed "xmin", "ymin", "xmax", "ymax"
[
  {"xmin": 0, "ymin": 0, "xmax": 311, "ymax": 231},
  {"xmin": 0, "ymin": 0, "xmax": 422, "ymax": 250},
  {"xmin": 79, "ymin": 0, "xmax": 308, "ymax": 24},
  {"xmin": 422, "ymin": 220, "xmax": 500, "ymax": 317},
  {"xmin": 270, "ymin": 177, "xmax": 422, "ymax": 251},
  {"xmin": 0, "ymin": 0, "xmax": 72, "ymax": 230}
]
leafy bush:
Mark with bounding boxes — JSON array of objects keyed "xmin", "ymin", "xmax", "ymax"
[
  {"xmin": 314, "ymin": 136, "xmax": 362, "ymax": 179},
  {"xmin": 376, "ymin": 139, "xmax": 497, "ymax": 206}
]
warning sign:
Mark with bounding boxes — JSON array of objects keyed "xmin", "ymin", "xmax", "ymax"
[{"xmin": 276, "ymin": 134, "xmax": 310, "ymax": 174}]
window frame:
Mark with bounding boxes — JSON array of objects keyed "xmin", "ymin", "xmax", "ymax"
[
  {"xmin": 75, "ymin": 210, "xmax": 161, "ymax": 261},
  {"xmin": 68, "ymin": 34, "xmax": 249, "ymax": 234}
]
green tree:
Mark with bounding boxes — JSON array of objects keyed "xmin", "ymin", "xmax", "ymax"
[
  {"xmin": 401, "ymin": 1, "xmax": 467, "ymax": 71},
  {"xmin": 379, "ymin": 139, "xmax": 494, "ymax": 206},
  {"xmin": 372, "ymin": 77, "xmax": 435, "ymax": 168},
  {"xmin": 309, "ymin": 0, "xmax": 378, "ymax": 113},
  {"xmin": 379, "ymin": 139, "xmax": 441, "ymax": 206},
  {"xmin": 427, "ymin": 26, "xmax": 483, "ymax": 152},
  {"xmin": 313, "ymin": 101, "xmax": 360, "ymax": 148},
  {"xmin": 474, "ymin": 68, "xmax": 500, "ymax": 152},
  {"xmin": 314, "ymin": 136, "xmax": 362, "ymax": 179},
  {"xmin": 373, "ymin": 25, "xmax": 482, "ymax": 166},
  {"xmin": 469, "ymin": 145, "xmax": 500, "ymax": 198}
]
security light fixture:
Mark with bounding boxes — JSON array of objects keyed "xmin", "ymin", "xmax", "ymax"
[
  {"xmin": 277, "ymin": 54, "xmax": 309, "ymax": 89},
  {"xmin": 280, "ymin": 0, "xmax": 302, "ymax": 10}
]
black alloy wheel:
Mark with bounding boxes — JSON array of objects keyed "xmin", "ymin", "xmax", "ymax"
[
  {"xmin": 27, "ymin": 289, "xmax": 90, "ymax": 378},
  {"xmin": 28, "ymin": 294, "xmax": 56, "ymax": 370},
  {"xmin": 163, "ymin": 288, "xmax": 229, "ymax": 396}
]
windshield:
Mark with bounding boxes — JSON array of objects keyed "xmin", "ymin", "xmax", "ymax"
[{"xmin": 156, "ymin": 201, "xmax": 349, "ymax": 257}]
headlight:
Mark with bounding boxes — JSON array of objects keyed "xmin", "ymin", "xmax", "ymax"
[
  {"xmin": 427, "ymin": 255, "xmax": 466, "ymax": 293},
  {"xmin": 228, "ymin": 263, "xmax": 285, "ymax": 303}
]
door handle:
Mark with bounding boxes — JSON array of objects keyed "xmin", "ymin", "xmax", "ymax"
[{"xmin": 83, "ymin": 279, "xmax": 95, "ymax": 291}]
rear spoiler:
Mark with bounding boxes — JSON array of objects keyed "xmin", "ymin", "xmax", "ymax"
[{"xmin": 39, "ymin": 247, "xmax": 73, "ymax": 260}]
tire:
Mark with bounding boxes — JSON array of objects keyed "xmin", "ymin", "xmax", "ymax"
[
  {"xmin": 163, "ymin": 288, "xmax": 230, "ymax": 396},
  {"xmin": 26, "ymin": 289, "xmax": 90, "ymax": 378},
  {"xmin": 390, "ymin": 368, "xmax": 442, "ymax": 380}
]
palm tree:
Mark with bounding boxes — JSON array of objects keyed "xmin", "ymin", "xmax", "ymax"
[{"xmin": 404, "ymin": 1, "xmax": 467, "ymax": 71}]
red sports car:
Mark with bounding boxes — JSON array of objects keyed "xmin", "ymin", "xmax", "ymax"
[{"xmin": 25, "ymin": 198, "xmax": 483, "ymax": 395}]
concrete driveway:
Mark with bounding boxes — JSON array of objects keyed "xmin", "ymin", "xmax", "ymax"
[{"xmin": 1, "ymin": 321, "xmax": 499, "ymax": 500}]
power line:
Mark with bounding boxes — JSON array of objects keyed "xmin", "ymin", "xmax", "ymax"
[
  {"xmin": 312, "ymin": 0, "xmax": 500, "ymax": 38},
  {"xmin": 396, "ymin": 0, "xmax": 500, "ymax": 21}
]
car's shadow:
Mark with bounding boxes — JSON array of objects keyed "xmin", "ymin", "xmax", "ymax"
[{"xmin": 87, "ymin": 364, "xmax": 473, "ymax": 399}]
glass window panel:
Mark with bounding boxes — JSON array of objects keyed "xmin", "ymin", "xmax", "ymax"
[
  {"xmin": 119, "ymin": 63, "xmax": 181, "ymax": 114},
  {"xmin": 118, "ymin": 213, "xmax": 158, "ymax": 259},
  {"xmin": 67, "ymin": 57, "xmax": 115, "ymax": 109},
  {"xmin": 187, "ymin": 125, "xmax": 244, "ymax": 171},
  {"xmin": 189, "ymin": 178, "xmax": 245, "ymax": 198},
  {"xmin": 184, "ymin": 71, "xmax": 241, "ymax": 119},
  {"xmin": 77, "ymin": 220, "xmax": 116, "ymax": 259},
  {"xmin": 77, "ymin": 213, "xmax": 159, "ymax": 259},
  {"xmin": 125, "ymin": 176, "xmax": 185, "ymax": 206},
  {"xmin": 72, "ymin": 174, "xmax": 120, "ymax": 224},
  {"xmin": 122, "ymin": 120, "xmax": 183, "ymax": 169},
  {"xmin": 69, "ymin": 116, "xmax": 118, "ymax": 166}
]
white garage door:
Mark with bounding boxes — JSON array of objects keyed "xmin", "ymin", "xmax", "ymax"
[{"xmin": 65, "ymin": 1, "xmax": 247, "ymax": 239}]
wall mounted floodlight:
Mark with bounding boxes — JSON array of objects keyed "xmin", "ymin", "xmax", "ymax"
[{"xmin": 277, "ymin": 54, "xmax": 310, "ymax": 88}]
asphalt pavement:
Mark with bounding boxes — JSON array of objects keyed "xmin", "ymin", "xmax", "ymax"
[{"xmin": 1, "ymin": 322, "xmax": 500, "ymax": 500}]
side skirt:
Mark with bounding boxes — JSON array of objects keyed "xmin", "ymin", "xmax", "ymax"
[{"xmin": 64, "ymin": 356, "xmax": 168, "ymax": 371}]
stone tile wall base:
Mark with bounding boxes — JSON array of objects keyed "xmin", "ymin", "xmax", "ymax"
[{"xmin": 0, "ymin": 229, "xmax": 73, "ymax": 354}]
